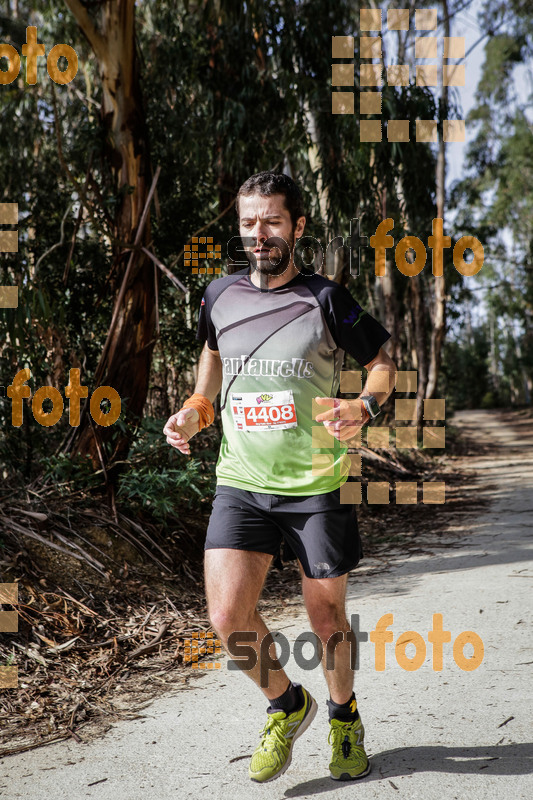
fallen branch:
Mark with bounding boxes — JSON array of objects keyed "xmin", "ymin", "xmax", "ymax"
[
  {"xmin": 0, "ymin": 734, "xmax": 72, "ymax": 759},
  {"xmin": 11, "ymin": 642, "xmax": 48, "ymax": 667},
  {"xmin": 0, "ymin": 515, "xmax": 108, "ymax": 578},
  {"xmin": 359, "ymin": 446, "xmax": 411, "ymax": 474},
  {"xmin": 128, "ymin": 621, "xmax": 172, "ymax": 660},
  {"xmin": 73, "ymin": 633, "xmax": 139, "ymax": 651}
]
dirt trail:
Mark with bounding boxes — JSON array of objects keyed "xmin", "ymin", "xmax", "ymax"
[{"xmin": 1, "ymin": 409, "xmax": 532, "ymax": 799}]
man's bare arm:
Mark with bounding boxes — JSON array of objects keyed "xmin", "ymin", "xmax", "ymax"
[
  {"xmin": 194, "ymin": 343, "xmax": 223, "ymax": 403},
  {"xmin": 360, "ymin": 346, "xmax": 397, "ymax": 408},
  {"xmin": 163, "ymin": 343, "xmax": 222, "ymax": 454},
  {"xmin": 314, "ymin": 346, "xmax": 397, "ymax": 440}
]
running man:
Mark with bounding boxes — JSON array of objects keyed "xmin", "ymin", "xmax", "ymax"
[{"xmin": 163, "ymin": 171, "xmax": 396, "ymax": 783}]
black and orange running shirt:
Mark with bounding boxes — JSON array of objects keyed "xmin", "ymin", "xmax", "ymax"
[{"xmin": 196, "ymin": 267, "xmax": 391, "ymax": 495}]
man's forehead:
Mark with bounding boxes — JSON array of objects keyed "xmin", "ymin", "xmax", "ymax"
[{"xmin": 239, "ymin": 193, "xmax": 289, "ymax": 219}]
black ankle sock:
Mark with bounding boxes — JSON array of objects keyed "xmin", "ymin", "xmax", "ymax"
[
  {"xmin": 267, "ymin": 681, "xmax": 304, "ymax": 715},
  {"xmin": 326, "ymin": 691, "xmax": 360, "ymax": 722}
]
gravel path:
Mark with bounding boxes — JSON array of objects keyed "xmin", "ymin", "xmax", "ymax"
[{"xmin": 1, "ymin": 409, "xmax": 532, "ymax": 799}]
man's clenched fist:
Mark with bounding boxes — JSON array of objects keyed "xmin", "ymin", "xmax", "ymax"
[
  {"xmin": 314, "ymin": 396, "xmax": 370, "ymax": 442},
  {"xmin": 163, "ymin": 407, "xmax": 200, "ymax": 455}
]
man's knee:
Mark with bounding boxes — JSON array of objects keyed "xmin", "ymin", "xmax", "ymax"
[
  {"xmin": 208, "ymin": 605, "xmax": 257, "ymax": 639},
  {"xmin": 308, "ymin": 605, "xmax": 348, "ymax": 643}
]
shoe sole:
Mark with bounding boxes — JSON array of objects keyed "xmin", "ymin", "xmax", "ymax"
[
  {"xmin": 250, "ymin": 691, "xmax": 318, "ymax": 783},
  {"xmin": 330, "ymin": 759, "xmax": 372, "ymax": 781}
]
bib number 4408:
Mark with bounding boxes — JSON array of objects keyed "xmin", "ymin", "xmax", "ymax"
[{"xmin": 245, "ymin": 404, "xmax": 295, "ymax": 424}]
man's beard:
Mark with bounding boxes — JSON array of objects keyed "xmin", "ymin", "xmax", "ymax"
[{"xmin": 247, "ymin": 230, "xmax": 295, "ymax": 277}]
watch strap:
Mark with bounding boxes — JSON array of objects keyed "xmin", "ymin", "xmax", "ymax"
[{"xmin": 361, "ymin": 394, "xmax": 381, "ymax": 419}]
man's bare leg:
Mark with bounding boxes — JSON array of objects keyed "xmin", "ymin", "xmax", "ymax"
[
  {"xmin": 299, "ymin": 564, "xmax": 370, "ymax": 780},
  {"xmin": 298, "ymin": 564, "xmax": 354, "ymax": 703},
  {"xmin": 205, "ymin": 548, "xmax": 291, "ymax": 701}
]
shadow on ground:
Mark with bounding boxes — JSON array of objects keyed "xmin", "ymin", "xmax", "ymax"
[{"xmin": 284, "ymin": 743, "xmax": 533, "ymax": 796}]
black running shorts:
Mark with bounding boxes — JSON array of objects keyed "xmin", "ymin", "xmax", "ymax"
[{"xmin": 204, "ymin": 484, "xmax": 363, "ymax": 579}]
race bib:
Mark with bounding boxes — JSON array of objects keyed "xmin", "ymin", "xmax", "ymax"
[{"xmin": 231, "ymin": 390, "xmax": 298, "ymax": 431}]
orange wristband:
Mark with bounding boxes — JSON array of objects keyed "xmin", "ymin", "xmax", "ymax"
[{"xmin": 181, "ymin": 393, "xmax": 215, "ymax": 431}]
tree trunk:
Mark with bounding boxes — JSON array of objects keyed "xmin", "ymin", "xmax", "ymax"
[
  {"xmin": 63, "ymin": 0, "xmax": 156, "ymax": 471},
  {"xmin": 426, "ymin": 0, "xmax": 449, "ymax": 399},
  {"xmin": 396, "ymin": 165, "xmax": 428, "ymax": 432},
  {"xmin": 411, "ymin": 274, "xmax": 428, "ymax": 434},
  {"xmin": 376, "ymin": 187, "xmax": 400, "ymax": 363},
  {"xmin": 304, "ymin": 103, "xmax": 336, "ymax": 280}
]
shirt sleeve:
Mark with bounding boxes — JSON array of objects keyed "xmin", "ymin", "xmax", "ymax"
[
  {"xmin": 323, "ymin": 283, "xmax": 391, "ymax": 367},
  {"xmin": 195, "ymin": 292, "xmax": 218, "ymax": 350}
]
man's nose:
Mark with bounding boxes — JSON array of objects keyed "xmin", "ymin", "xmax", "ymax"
[{"xmin": 252, "ymin": 222, "xmax": 269, "ymax": 243}]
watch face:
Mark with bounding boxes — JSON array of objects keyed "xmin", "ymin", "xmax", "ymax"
[{"xmin": 367, "ymin": 396, "xmax": 380, "ymax": 416}]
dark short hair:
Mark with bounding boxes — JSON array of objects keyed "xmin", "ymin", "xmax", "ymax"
[{"xmin": 235, "ymin": 171, "xmax": 305, "ymax": 229}]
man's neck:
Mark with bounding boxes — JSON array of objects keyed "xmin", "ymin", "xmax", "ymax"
[{"xmin": 248, "ymin": 262, "xmax": 300, "ymax": 290}]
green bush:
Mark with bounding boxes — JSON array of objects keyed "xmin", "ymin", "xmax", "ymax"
[
  {"xmin": 480, "ymin": 390, "xmax": 506, "ymax": 409},
  {"xmin": 116, "ymin": 458, "xmax": 214, "ymax": 520},
  {"xmin": 115, "ymin": 415, "xmax": 217, "ymax": 520},
  {"xmin": 36, "ymin": 415, "xmax": 217, "ymax": 519},
  {"xmin": 40, "ymin": 452, "xmax": 105, "ymax": 493}
]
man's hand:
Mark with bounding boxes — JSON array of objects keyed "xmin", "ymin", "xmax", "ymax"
[
  {"xmin": 314, "ymin": 396, "xmax": 370, "ymax": 442},
  {"xmin": 163, "ymin": 407, "xmax": 200, "ymax": 455}
]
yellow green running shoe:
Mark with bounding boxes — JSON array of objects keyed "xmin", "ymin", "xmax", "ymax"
[
  {"xmin": 249, "ymin": 686, "xmax": 317, "ymax": 783},
  {"xmin": 328, "ymin": 715, "xmax": 371, "ymax": 780}
]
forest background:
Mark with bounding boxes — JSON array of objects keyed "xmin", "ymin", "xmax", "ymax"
[{"xmin": 0, "ymin": 0, "xmax": 531, "ymax": 747}]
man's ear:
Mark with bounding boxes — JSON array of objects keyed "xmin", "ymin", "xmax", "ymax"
[{"xmin": 295, "ymin": 215, "xmax": 306, "ymax": 238}]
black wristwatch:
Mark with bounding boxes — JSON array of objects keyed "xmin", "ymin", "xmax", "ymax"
[{"xmin": 361, "ymin": 394, "xmax": 381, "ymax": 420}]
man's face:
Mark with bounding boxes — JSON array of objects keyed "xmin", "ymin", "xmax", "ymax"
[{"xmin": 238, "ymin": 192, "xmax": 305, "ymax": 276}]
